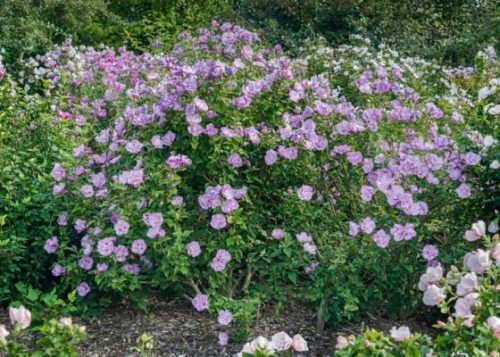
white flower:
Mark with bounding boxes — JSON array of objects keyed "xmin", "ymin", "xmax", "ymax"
[
  {"xmin": 291, "ymin": 334, "xmax": 308, "ymax": 352},
  {"xmin": 423, "ymin": 285, "xmax": 445, "ymax": 306},
  {"xmin": 487, "ymin": 316, "xmax": 500, "ymax": 330},
  {"xmin": 271, "ymin": 331, "xmax": 292, "ymax": 351},
  {"xmin": 488, "ymin": 104, "xmax": 500, "ymax": 115},
  {"xmin": 490, "ymin": 160, "xmax": 500, "ymax": 169},
  {"xmin": 335, "ymin": 335, "xmax": 349, "ymax": 349},
  {"xmin": 9, "ymin": 305, "xmax": 32, "ymax": 329},
  {"xmin": 464, "ymin": 220, "xmax": 486, "ymax": 241},
  {"xmin": 464, "ymin": 249, "xmax": 491, "ymax": 274},
  {"xmin": 456, "ymin": 273, "xmax": 477, "ymax": 296},
  {"xmin": 0, "ymin": 325, "xmax": 9, "ymax": 340},
  {"xmin": 390, "ymin": 326, "xmax": 411, "ymax": 341}
]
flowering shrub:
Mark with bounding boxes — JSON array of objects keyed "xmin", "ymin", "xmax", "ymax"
[
  {"xmin": 335, "ymin": 218, "xmax": 499, "ymax": 355},
  {"xmin": 0, "ymin": 305, "xmax": 86, "ymax": 356},
  {"xmin": 0, "ymin": 56, "xmax": 70, "ymax": 302},
  {"xmin": 21, "ymin": 20, "xmax": 499, "ymax": 333}
]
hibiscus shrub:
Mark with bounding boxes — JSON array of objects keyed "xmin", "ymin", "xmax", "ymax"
[{"xmin": 27, "ymin": 21, "xmax": 499, "ymax": 331}]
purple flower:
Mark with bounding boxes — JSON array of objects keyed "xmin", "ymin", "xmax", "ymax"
[
  {"xmin": 360, "ymin": 217, "xmax": 376, "ymax": 234},
  {"xmin": 76, "ymin": 282, "xmax": 91, "ymax": 297},
  {"xmin": 303, "ymin": 243, "xmax": 317, "ymax": 255},
  {"xmin": 78, "ymin": 256, "xmax": 94, "ymax": 271},
  {"xmin": 147, "ymin": 227, "xmax": 165, "ymax": 239},
  {"xmin": 51, "ymin": 263, "xmax": 65, "ymax": 277},
  {"xmin": 122, "ymin": 263, "xmax": 140, "ymax": 275},
  {"xmin": 114, "ymin": 219, "xmax": 130, "ymax": 236},
  {"xmin": 296, "ymin": 232, "xmax": 312, "ymax": 243},
  {"xmin": 192, "ymin": 294, "xmax": 209, "ymax": 311},
  {"xmin": 57, "ymin": 212, "xmax": 68, "ymax": 226},
  {"xmin": 142, "ymin": 212, "xmax": 163, "ymax": 228},
  {"xmin": 51, "ymin": 163, "xmax": 66, "ymax": 181},
  {"xmin": 372, "ymin": 229, "xmax": 390, "ymax": 248},
  {"xmin": 221, "ymin": 199, "xmax": 239, "ymax": 213},
  {"xmin": 360, "ymin": 185, "xmax": 375, "ymax": 202},
  {"xmin": 97, "ymin": 237, "xmax": 116, "ymax": 256},
  {"xmin": 44, "ymin": 236, "xmax": 58, "ymax": 254},
  {"xmin": 171, "ymin": 196, "xmax": 184, "ymax": 206},
  {"xmin": 271, "ymin": 228, "xmax": 285, "ymax": 240},
  {"xmin": 210, "ymin": 214, "xmax": 227, "ymax": 230},
  {"xmin": 278, "ymin": 146, "xmax": 298, "ymax": 160},
  {"xmin": 186, "ymin": 241, "xmax": 201, "ymax": 257},
  {"xmin": 52, "ymin": 183, "xmax": 65, "ymax": 195},
  {"xmin": 346, "ymin": 151, "xmax": 363, "ymax": 165},
  {"xmin": 390, "ymin": 224, "xmax": 407, "ymax": 242},
  {"xmin": 297, "ymin": 185, "xmax": 314, "ymax": 201},
  {"xmin": 125, "ymin": 139, "xmax": 143, "ymax": 154},
  {"xmin": 264, "ymin": 150, "xmax": 278, "ymax": 165},
  {"xmin": 218, "ymin": 332, "xmax": 229, "ymax": 346},
  {"xmin": 126, "ymin": 169, "xmax": 144, "ymax": 187},
  {"xmin": 227, "ymin": 153, "xmax": 243, "ymax": 168},
  {"xmin": 348, "ymin": 222, "xmax": 360, "ymax": 236},
  {"xmin": 166, "ymin": 154, "xmax": 192, "ymax": 169},
  {"xmin": 217, "ymin": 310, "xmax": 233, "ymax": 325},
  {"xmin": 456, "ymin": 183, "xmax": 471, "ymax": 199},
  {"xmin": 114, "ymin": 245, "xmax": 129, "ymax": 262},
  {"xmin": 210, "ymin": 249, "xmax": 232, "ymax": 272},
  {"xmin": 74, "ymin": 219, "xmax": 87, "ymax": 233},
  {"xmin": 97, "ymin": 263, "xmax": 108, "ymax": 273},
  {"xmin": 422, "ymin": 244, "xmax": 439, "ymax": 261},
  {"xmin": 131, "ymin": 239, "xmax": 147, "ymax": 255},
  {"xmin": 80, "ymin": 184, "xmax": 94, "ymax": 198},
  {"xmin": 91, "ymin": 172, "xmax": 106, "ymax": 188}
]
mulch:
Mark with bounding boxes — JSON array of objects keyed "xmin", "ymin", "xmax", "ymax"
[{"xmin": 1, "ymin": 298, "xmax": 434, "ymax": 356}]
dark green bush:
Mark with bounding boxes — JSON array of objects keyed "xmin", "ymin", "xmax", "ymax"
[{"xmin": 232, "ymin": 0, "xmax": 499, "ymax": 65}]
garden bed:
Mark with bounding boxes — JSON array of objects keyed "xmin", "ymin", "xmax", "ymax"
[{"xmin": 72, "ymin": 299, "xmax": 431, "ymax": 356}]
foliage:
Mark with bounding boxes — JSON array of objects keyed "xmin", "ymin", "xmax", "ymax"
[
  {"xmin": 233, "ymin": 0, "xmax": 499, "ymax": 65},
  {"xmin": 0, "ymin": 0, "xmax": 234, "ymax": 71},
  {"xmin": 335, "ymin": 219, "xmax": 500, "ymax": 356},
  {"xmin": 0, "ymin": 63, "xmax": 71, "ymax": 303},
  {"xmin": 0, "ymin": 305, "xmax": 86, "ymax": 357}
]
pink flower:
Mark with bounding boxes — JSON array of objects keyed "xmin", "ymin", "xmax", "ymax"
[
  {"xmin": 291, "ymin": 334, "xmax": 308, "ymax": 352},
  {"xmin": 464, "ymin": 220, "xmax": 486, "ymax": 241},
  {"xmin": 9, "ymin": 305, "xmax": 31, "ymax": 329},
  {"xmin": 390, "ymin": 326, "xmax": 411, "ymax": 341},
  {"xmin": 271, "ymin": 332, "xmax": 292, "ymax": 351},
  {"xmin": 464, "ymin": 249, "xmax": 491, "ymax": 273}
]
